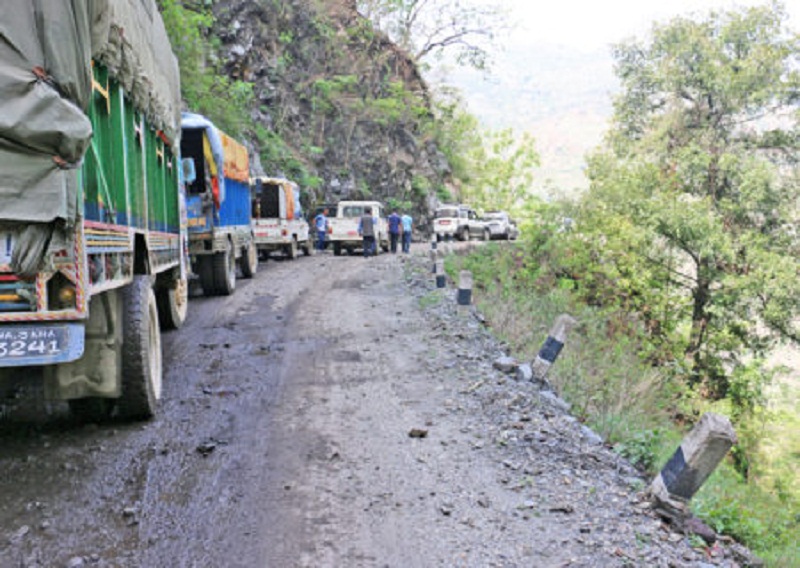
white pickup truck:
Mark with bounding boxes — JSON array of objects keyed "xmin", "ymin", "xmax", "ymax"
[
  {"xmin": 251, "ymin": 177, "xmax": 313, "ymax": 260},
  {"xmin": 328, "ymin": 200, "xmax": 389, "ymax": 256}
]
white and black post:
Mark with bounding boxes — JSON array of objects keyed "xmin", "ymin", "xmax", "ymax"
[
  {"xmin": 457, "ymin": 270, "xmax": 472, "ymax": 306},
  {"xmin": 531, "ymin": 314, "xmax": 577, "ymax": 381},
  {"xmin": 435, "ymin": 259, "xmax": 446, "ymax": 288},
  {"xmin": 650, "ymin": 413, "xmax": 737, "ymax": 519}
]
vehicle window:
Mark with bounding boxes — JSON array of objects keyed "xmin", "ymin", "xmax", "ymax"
[
  {"xmin": 343, "ymin": 206, "xmax": 364, "ymax": 217},
  {"xmin": 435, "ymin": 208, "xmax": 459, "ymax": 218}
]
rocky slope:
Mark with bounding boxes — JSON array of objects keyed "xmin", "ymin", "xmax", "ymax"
[{"xmin": 211, "ymin": 0, "xmax": 450, "ymax": 221}]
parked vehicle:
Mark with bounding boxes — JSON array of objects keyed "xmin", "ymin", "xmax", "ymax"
[
  {"xmin": 433, "ymin": 205, "xmax": 489, "ymax": 241},
  {"xmin": 328, "ymin": 201, "xmax": 389, "ymax": 255},
  {"xmin": 483, "ymin": 211, "xmax": 519, "ymax": 240},
  {"xmin": 0, "ymin": 1, "xmax": 187, "ymax": 420},
  {"xmin": 251, "ymin": 177, "xmax": 313, "ymax": 260},
  {"xmin": 181, "ymin": 113, "xmax": 257, "ymax": 295}
]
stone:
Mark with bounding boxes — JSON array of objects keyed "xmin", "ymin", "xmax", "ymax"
[
  {"xmin": 492, "ymin": 356, "xmax": 517, "ymax": 374},
  {"xmin": 516, "ymin": 363, "xmax": 533, "ymax": 382}
]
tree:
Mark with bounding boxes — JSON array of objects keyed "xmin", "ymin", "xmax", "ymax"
[
  {"xmin": 460, "ymin": 128, "xmax": 539, "ymax": 213},
  {"xmin": 582, "ymin": 3, "xmax": 799, "ymax": 399},
  {"xmin": 357, "ymin": 0, "xmax": 507, "ymax": 70}
]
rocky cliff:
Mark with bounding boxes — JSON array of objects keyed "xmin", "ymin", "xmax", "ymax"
[{"xmin": 210, "ymin": 0, "xmax": 451, "ymax": 219}]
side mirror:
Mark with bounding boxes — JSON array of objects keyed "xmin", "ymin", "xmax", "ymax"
[{"xmin": 181, "ymin": 158, "xmax": 196, "ymax": 184}]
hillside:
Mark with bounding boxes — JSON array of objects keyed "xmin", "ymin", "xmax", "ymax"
[{"xmin": 207, "ymin": 0, "xmax": 450, "ymax": 223}]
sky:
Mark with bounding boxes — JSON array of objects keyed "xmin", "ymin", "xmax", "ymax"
[{"xmin": 507, "ymin": 0, "xmax": 800, "ymax": 51}]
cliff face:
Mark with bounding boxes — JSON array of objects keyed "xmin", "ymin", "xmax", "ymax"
[{"xmin": 210, "ymin": 0, "xmax": 450, "ymax": 217}]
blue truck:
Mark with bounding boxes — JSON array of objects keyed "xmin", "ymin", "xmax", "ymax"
[{"xmin": 180, "ymin": 113, "xmax": 257, "ymax": 295}]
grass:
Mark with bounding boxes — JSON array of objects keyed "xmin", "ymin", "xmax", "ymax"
[{"xmin": 444, "ymin": 243, "xmax": 800, "ymax": 565}]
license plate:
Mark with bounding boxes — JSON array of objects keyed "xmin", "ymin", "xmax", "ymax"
[{"xmin": 0, "ymin": 324, "xmax": 84, "ymax": 366}]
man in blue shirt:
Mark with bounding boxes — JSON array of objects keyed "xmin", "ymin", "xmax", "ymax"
[
  {"xmin": 314, "ymin": 208, "xmax": 329, "ymax": 251},
  {"xmin": 388, "ymin": 210, "xmax": 402, "ymax": 253},
  {"xmin": 401, "ymin": 212, "xmax": 413, "ymax": 253}
]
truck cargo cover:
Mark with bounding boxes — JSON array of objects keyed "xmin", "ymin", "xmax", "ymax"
[{"xmin": 0, "ymin": 0, "xmax": 181, "ymax": 274}]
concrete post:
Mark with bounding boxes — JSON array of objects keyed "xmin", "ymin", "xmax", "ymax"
[
  {"xmin": 531, "ymin": 314, "xmax": 578, "ymax": 381},
  {"xmin": 435, "ymin": 259, "xmax": 446, "ymax": 288},
  {"xmin": 429, "ymin": 249, "xmax": 438, "ymax": 273},
  {"xmin": 650, "ymin": 413, "xmax": 737, "ymax": 518},
  {"xmin": 457, "ymin": 270, "xmax": 473, "ymax": 306}
]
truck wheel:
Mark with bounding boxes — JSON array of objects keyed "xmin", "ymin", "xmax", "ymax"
[
  {"xmin": 212, "ymin": 240, "xmax": 236, "ymax": 295},
  {"xmin": 157, "ymin": 274, "xmax": 188, "ymax": 330},
  {"xmin": 68, "ymin": 397, "xmax": 115, "ymax": 423},
  {"xmin": 117, "ymin": 275, "xmax": 162, "ymax": 420},
  {"xmin": 197, "ymin": 256, "xmax": 215, "ymax": 296},
  {"xmin": 286, "ymin": 238, "xmax": 298, "ymax": 260},
  {"xmin": 333, "ymin": 243, "xmax": 342, "ymax": 256},
  {"xmin": 436, "ymin": 234, "xmax": 442, "ymax": 243},
  {"xmin": 459, "ymin": 228, "xmax": 468, "ymax": 241},
  {"xmin": 240, "ymin": 244, "xmax": 257, "ymax": 278}
]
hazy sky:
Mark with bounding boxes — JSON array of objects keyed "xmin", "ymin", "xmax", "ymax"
[{"xmin": 508, "ymin": 0, "xmax": 800, "ymax": 50}]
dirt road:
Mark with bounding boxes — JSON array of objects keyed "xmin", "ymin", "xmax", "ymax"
[{"xmin": 1, "ymin": 246, "xmax": 753, "ymax": 567}]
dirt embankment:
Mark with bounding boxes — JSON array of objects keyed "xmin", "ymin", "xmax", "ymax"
[{"xmin": 0, "ymin": 246, "xmax": 757, "ymax": 567}]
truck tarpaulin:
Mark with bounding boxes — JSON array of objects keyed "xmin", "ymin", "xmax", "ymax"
[{"xmin": 0, "ymin": 0, "xmax": 180, "ymax": 275}]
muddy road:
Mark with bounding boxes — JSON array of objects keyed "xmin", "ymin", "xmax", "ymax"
[{"xmin": 1, "ymin": 247, "xmax": 749, "ymax": 567}]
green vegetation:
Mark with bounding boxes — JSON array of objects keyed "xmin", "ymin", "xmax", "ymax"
[
  {"xmin": 157, "ymin": 0, "xmax": 253, "ymax": 138},
  {"xmin": 446, "ymin": 5, "xmax": 799, "ymax": 562}
]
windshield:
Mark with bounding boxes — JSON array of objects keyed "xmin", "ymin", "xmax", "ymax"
[
  {"xmin": 436, "ymin": 207, "xmax": 459, "ymax": 219},
  {"xmin": 342, "ymin": 206, "xmax": 367, "ymax": 218}
]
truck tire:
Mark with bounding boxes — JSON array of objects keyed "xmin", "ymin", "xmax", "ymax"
[
  {"xmin": 197, "ymin": 256, "xmax": 215, "ymax": 296},
  {"xmin": 240, "ymin": 244, "xmax": 257, "ymax": 278},
  {"xmin": 459, "ymin": 228, "xmax": 468, "ymax": 241},
  {"xmin": 286, "ymin": 237, "xmax": 298, "ymax": 260},
  {"xmin": 116, "ymin": 275, "xmax": 162, "ymax": 420},
  {"xmin": 68, "ymin": 397, "xmax": 115, "ymax": 423},
  {"xmin": 333, "ymin": 243, "xmax": 342, "ymax": 256},
  {"xmin": 212, "ymin": 240, "xmax": 236, "ymax": 296},
  {"xmin": 157, "ymin": 274, "xmax": 188, "ymax": 330}
]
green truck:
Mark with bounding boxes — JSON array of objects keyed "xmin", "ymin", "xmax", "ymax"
[{"xmin": 0, "ymin": 1, "xmax": 187, "ymax": 420}]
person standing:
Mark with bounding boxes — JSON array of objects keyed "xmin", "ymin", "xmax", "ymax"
[
  {"xmin": 358, "ymin": 206, "xmax": 377, "ymax": 257},
  {"xmin": 314, "ymin": 208, "xmax": 329, "ymax": 251},
  {"xmin": 388, "ymin": 210, "xmax": 401, "ymax": 253},
  {"xmin": 401, "ymin": 212, "xmax": 413, "ymax": 253}
]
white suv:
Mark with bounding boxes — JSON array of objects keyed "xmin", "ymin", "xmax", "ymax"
[{"xmin": 483, "ymin": 211, "xmax": 519, "ymax": 240}]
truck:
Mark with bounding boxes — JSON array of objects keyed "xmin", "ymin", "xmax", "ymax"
[
  {"xmin": 181, "ymin": 113, "xmax": 257, "ymax": 295},
  {"xmin": 0, "ymin": 1, "xmax": 188, "ymax": 421},
  {"xmin": 251, "ymin": 177, "xmax": 313, "ymax": 259},
  {"xmin": 327, "ymin": 201, "xmax": 389, "ymax": 256},
  {"xmin": 433, "ymin": 204, "xmax": 489, "ymax": 242}
]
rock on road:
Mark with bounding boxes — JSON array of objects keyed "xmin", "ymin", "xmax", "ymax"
[{"xmin": 1, "ymin": 246, "xmax": 750, "ymax": 567}]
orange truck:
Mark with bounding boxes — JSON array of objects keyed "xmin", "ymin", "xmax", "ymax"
[{"xmin": 251, "ymin": 177, "xmax": 313, "ymax": 260}]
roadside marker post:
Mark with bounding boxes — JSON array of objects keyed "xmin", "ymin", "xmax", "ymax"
[
  {"xmin": 435, "ymin": 260, "xmax": 446, "ymax": 288},
  {"xmin": 650, "ymin": 413, "xmax": 737, "ymax": 520},
  {"xmin": 531, "ymin": 314, "xmax": 578, "ymax": 381},
  {"xmin": 457, "ymin": 270, "xmax": 472, "ymax": 306}
]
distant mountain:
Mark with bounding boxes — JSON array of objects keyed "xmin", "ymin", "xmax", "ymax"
[{"xmin": 444, "ymin": 42, "xmax": 620, "ymax": 195}]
